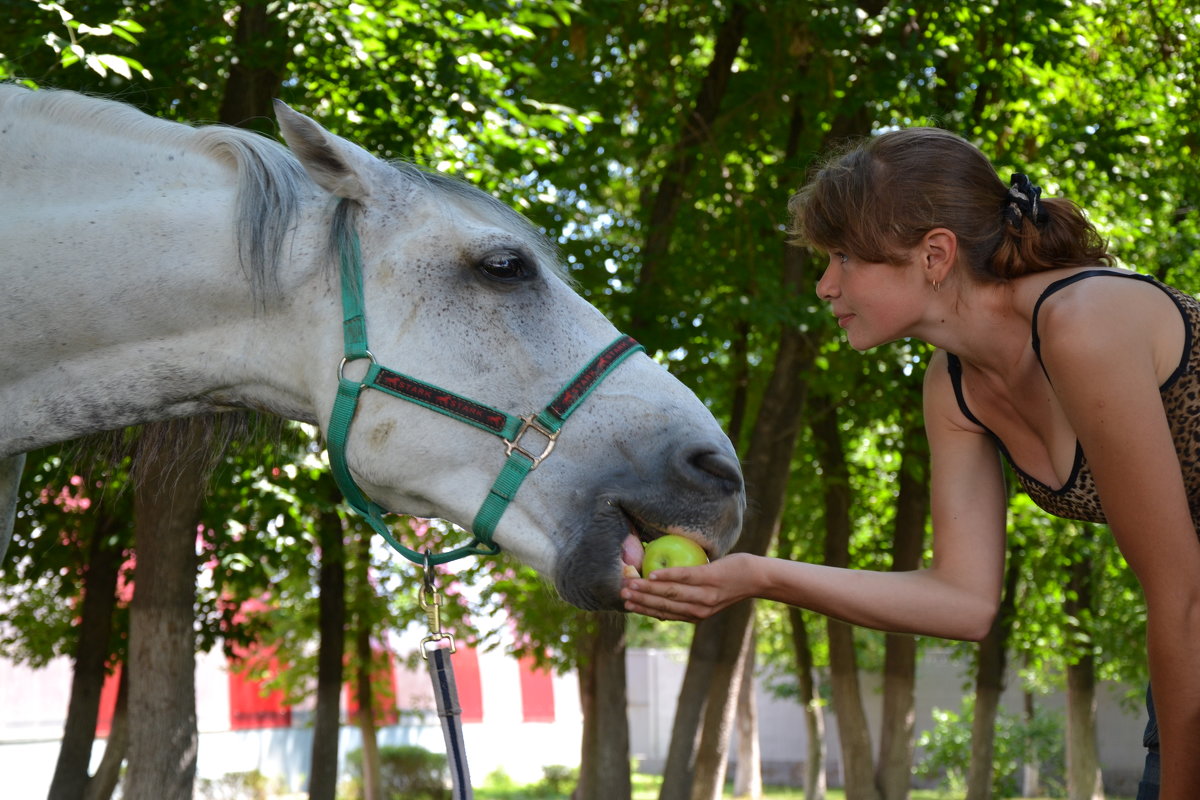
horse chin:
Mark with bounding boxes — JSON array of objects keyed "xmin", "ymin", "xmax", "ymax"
[{"xmin": 551, "ymin": 494, "xmax": 631, "ymax": 611}]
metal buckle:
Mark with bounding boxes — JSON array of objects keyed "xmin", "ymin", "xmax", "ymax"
[
  {"xmin": 504, "ymin": 414, "xmax": 559, "ymax": 469},
  {"xmin": 337, "ymin": 350, "xmax": 377, "ymax": 383}
]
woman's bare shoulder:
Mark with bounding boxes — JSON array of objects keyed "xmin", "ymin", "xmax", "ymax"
[{"xmin": 922, "ymin": 348, "xmax": 987, "ymax": 435}]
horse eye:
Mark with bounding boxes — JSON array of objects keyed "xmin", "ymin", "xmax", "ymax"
[{"xmin": 478, "ymin": 250, "xmax": 531, "ymax": 282}]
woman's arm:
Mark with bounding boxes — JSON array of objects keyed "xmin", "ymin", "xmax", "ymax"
[
  {"xmin": 1038, "ymin": 280, "xmax": 1200, "ymax": 800},
  {"xmin": 622, "ymin": 350, "xmax": 1009, "ymax": 641}
]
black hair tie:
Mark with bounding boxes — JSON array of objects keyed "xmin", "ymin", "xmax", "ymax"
[{"xmin": 1005, "ymin": 173, "xmax": 1048, "ymax": 228}]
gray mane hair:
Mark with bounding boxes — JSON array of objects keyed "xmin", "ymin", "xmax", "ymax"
[
  {"xmin": 197, "ymin": 126, "xmax": 569, "ymax": 302},
  {"xmin": 23, "ymin": 87, "xmax": 569, "ymax": 304},
  {"xmin": 191, "ymin": 126, "xmax": 310, "ymax": 308}
]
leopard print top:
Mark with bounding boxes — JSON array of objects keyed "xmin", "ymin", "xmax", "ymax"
[{"xmin": 947, "ymin": 270, "xmax": 1200, "ymax": 529}]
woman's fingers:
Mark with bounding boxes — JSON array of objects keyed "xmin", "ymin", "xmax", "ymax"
[{"xmin": 622, "ymin": 567, "xmax": 720, "ymax": 621}]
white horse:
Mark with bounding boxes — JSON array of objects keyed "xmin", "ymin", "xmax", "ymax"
[{"xmin": 0, "ymin": 85, "xmax": 744, "ymax": 610}]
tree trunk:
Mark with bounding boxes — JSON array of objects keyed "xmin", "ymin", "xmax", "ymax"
[
  {"xmin": 876, "ymin": 651, "xmax": 919, "ymax": 796},
  {"xmin": 658, "ymin": 611, "xmax": 731, "ymax": 800},
  {"xmin": 629, "ymin": 2, "xmax": 749, "ymax": 344},
  {"xmin": 875, "ymin": 633, "xmax": 917, "ymax": 800},
  {"xmin": 308, "ymin": 490, "xmax": 346, "ymax": 800},
  {"xmin": 350, "ymin": 531, "xmax": 382, "ymax": 800},
  {"xmin": 84, "ymin": 665, "xmax": 129, "ymax": 800},
  {"xmin": 788, "ymin": 608, "xmax": 826, "ymax": 800},
  {"xmin": 655, "ymin": 24, "xmax": 873, "ymax": 799},
  {"xmin": 573, "ymin": 612, "xmax": 631, "ymax": 800},
  {"xmin": 354, "ymin": 623, "xmax": 381, "ymax": 800},
  {"xmin": 827, "ymin": 619, "xmax": 880, "ymax": 800},
  {"xmin": 875, "ymin": 434, "xmax": 928, "ymax": 800},
  {"xmin": 809, "ymin": 395, "xmax": 881, "ymax": 800},
  {"xmin": 732, "ymin": 640, "xmax": 762, "ymax": 800},
  {"xmin": 659, "ymin": 236, "xmax": 816, "ymax": 800},
  {"xmin": 49, "ymin": 510, "xmax": 124, "ymax": 800},
  {"xmin": 690, "ymin": 618, "xmax": 753, "ymax": 800},
  {"xmin": 1021, "ymin": 675, "xmax": 1041, "ymax": 797},
  {"xmin": 218, "ymin": 0, "xmax": 288, "ymax": 136},
  {"xmin": 658, "ymin": 319, "xmax": 814, "ymax": 800},
  {"xmin": 1065, "ymin": 658, "xmax": 1104, "ymax": 800},
  {"xmin": 1065, "ymin": 554, "xmax": 1104, "ymax": 800},
  {"xmin": 125, "ymin": 421, "xmax": 208, "ymax": 800},
  {"xmin": 965, "ymin": 543, "xmax": 1022, "ymax": 800},
  {"xmin": 966, "ymin": 630, "xmax": 1003, "ymax": 800},
  {"xmin": 598, "ymin": 6, "xmax": 749, "ymax": 793}
]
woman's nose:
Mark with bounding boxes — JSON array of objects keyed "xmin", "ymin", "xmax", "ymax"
[{"xmin": 816, "ymin": 264, "xmax": 838, "ymax": 300}]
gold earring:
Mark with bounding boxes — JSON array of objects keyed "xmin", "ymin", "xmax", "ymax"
[{"xmin": 933, "ymin": 281, "xmax": 942, "ymax": 293}]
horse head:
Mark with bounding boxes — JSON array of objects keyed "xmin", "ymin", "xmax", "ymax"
[
  {"xmin": 274, "ymin": 103, "xmax": 745, "ymax": 610},
  {"xmin": 0, "ymin": 85, "xmax": 744, "ymax": 611}
]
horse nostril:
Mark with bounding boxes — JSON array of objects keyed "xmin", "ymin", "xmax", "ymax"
[{"xmin": 686, "ymin": 448, "xmax": 744, "ymax": 494}]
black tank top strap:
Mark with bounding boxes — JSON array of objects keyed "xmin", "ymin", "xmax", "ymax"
[
  {"xmin": 1030, "ymin": 269, "xmax": 1165, "ymax": 372},
  {"xmin": 945, "ymin": 352, "xmax": 987, "ymax": 429}
]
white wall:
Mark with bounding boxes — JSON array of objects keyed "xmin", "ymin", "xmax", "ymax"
[
  {"xmin": 629, "ymin": 645, "xmax": 1147, "ymax": 794},
  {"xmin": 0, "ymin": 644, "xmax": 1148, "ymax": 797},
  {"xmin": 0, "ymin": 645, "xmax": 582, "ymax": 798}
]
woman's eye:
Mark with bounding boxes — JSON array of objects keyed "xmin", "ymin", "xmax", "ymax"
[
  {"xmin": 835, "ymin": 252, "xmax": 849, "ymax": 264},
  {"xmin": 478, "ymin": 251, "xmax": 530, "ymax": 282}
]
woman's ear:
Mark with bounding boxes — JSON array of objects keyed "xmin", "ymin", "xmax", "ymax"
[{"xmin": 922, "ymin": 228, "xmax": 958, "ymax": 286}]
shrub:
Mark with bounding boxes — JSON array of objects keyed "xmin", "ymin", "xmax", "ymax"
[
  {"xmin": 346, "ymin": 744, "xmax": 450, "ymax": 800},
  {"xmin": 915, "ymin": 696, "xmax": 1065, "ymax": 798},
  {"xmin": 195, "ymin": 770, "xmax": 268, "ymax": 800},
  {"xmin": 536, "ymin": 765, "xmax": 578, "ymax": 797}
]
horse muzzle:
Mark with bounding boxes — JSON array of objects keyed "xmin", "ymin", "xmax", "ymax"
[{"xmin": 553, "ymin": 443, "xmax": 745, "ymax": 611}]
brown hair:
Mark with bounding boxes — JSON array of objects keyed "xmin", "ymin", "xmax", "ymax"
[{"xmin": 788, "ymin": 128, "xmax": 1112, "ymax": 281}]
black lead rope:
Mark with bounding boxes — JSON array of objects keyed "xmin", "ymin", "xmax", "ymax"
[
  {"xmin": 420, "ymin": 555, "xmax": 473, "ymax": 798},
  {"xmin": 428, "ymin": 647, "xmax": 473, "ymax": 799}
]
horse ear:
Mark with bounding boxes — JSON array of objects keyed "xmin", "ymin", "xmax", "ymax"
[{"xmin": 273, "ymin": 99, "xmax": 376, "ymax": 201}]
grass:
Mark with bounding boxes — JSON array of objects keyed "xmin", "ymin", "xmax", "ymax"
[
  {"xmin": 476, "ymin": 771, "xmax": 1136, "ymax": 800},
  {"xmin": 476, "ymin": 772, "xmax": 956, "ymax": 800}
]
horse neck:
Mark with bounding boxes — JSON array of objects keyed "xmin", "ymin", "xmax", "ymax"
[{"xmin": 0, "ymin": 94, "xmax": 337, "ymax": 453}]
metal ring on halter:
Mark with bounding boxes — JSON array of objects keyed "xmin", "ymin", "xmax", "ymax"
[{"xmin": 338, "ymin": 350, "xmax": 377, "ymax": 383}]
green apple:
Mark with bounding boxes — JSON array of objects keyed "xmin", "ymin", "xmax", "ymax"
[{"xmin": 642, "ymin": 534, "xmax": 708, "ymax": 573}]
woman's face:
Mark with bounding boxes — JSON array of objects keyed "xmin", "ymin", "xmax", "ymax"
[{"xmin": 815, "ymin": 249, "xmax": 927, "ymax": 350}]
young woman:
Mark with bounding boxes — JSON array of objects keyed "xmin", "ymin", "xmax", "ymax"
[{"xmin": 621, "ymin": 127, "xmax": 1200, "ymax": 799}]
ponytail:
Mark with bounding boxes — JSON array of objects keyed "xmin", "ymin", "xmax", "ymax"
[
  {"xmin": 990, "ymin": 175, "xmax": 1113, "ymax": 280},
  {"xmin": 790, "ymin": 129, "xmax": 1114, "ymax": 282}
]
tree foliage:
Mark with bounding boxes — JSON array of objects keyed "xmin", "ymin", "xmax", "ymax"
[{"xmin": 2, "ymin": 0, "xmax": 1199, "ymax": 792}]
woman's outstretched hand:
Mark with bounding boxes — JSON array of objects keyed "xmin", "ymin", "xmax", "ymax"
[{"xmin": 621, "ymin": 552, "xmax": 759, "ymax": 622}]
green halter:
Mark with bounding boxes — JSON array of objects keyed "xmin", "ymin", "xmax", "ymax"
[{"xmin": 325, "ymin": 228, "xmax": 644, "ymax": 565}]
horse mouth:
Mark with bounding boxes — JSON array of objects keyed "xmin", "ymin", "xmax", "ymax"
[
  {"xmin": 617, "ymin": 506, "xmax": 709, "ymax": 578},
  {"xmin": 553, "ymin": 495, "xmax": 720, "ymax": 611}
]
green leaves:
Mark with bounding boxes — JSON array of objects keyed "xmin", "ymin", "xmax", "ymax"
[
  {"xmin": 17, "ymin": 2, "xmax": 151, "ymax": 80},
  {"xmin": 2, "ymin": 0, "xmax": 1197, "ymax": 710}
]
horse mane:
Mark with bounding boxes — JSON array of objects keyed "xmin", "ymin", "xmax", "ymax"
[
  {"xmin": 192, "ymin": 126, "xmax": 310, "ymax": 307},
  {"xmin": 4, "ymin": 86, "xmax": 308, "ymax": 306},
  {"xmin": 6, "ymin": 86, "xmax": 566, "ymax": 301}
]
